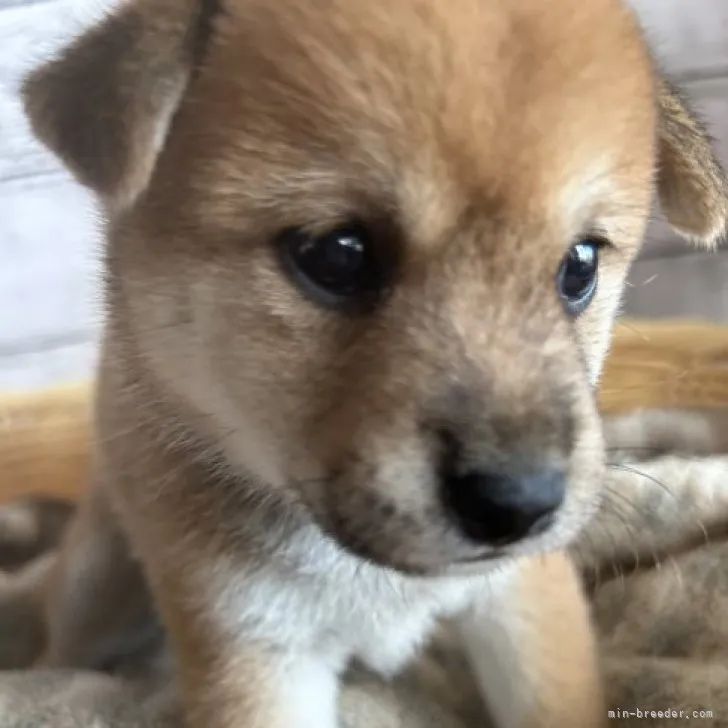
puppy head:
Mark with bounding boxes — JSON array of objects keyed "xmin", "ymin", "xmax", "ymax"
[{"xmin": 24, "ymin": 0, "xmax": 728, "ymax": 573}]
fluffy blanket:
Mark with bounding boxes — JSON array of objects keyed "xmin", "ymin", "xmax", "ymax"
[{"xmin": 2, "ymin": 319, "xmax": 728, "ymax": 727}]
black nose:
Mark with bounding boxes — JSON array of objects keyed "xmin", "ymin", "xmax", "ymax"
[{"xmin": 441, "ymin": 467, "xmax": 566, "ymax": 546}]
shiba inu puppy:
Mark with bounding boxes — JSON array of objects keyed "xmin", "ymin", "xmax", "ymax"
[{"xmin": 20, "ymin": 0, "xmax": 728, "ymax": 726}]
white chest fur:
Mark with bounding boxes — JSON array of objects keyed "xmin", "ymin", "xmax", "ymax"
[{"xmin": 198, "ymin": 524, "xmax": 501, "ymax": 677}]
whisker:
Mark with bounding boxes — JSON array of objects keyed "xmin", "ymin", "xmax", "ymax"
[
  {"xmin": 591, "ymin": 520, "xmax": 628, "ymax": 593},
  {"xmin": 599, "ymin": 500, "xmax": 644, "ymax": 572},
  {"xmin": 609, "ymin": 462, "xmax": 710, "ymax": 548},
  {"xmin": 615, "ymin": 321, "xmax": 652, "ymax": 341},
  {"xmin": 608, "ymin": 462, "xmax": 677, "ymax": 499}
]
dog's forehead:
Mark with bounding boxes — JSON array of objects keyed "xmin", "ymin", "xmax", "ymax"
[{"xmin": 171, "ymin": 0, "xmax": 656, "ymax": 240}]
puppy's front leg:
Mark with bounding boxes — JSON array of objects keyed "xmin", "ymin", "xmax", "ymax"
[
  {"xmin": 456, "ymin": 554, "xmax": 605, "ymax": 728},
  {"xmin": 182, "ymin": 647, "xmax": 338, "ymax": 728},
  {"xmin": 148, "ymin": 566, "xmax": 339, "ymax": 728}
]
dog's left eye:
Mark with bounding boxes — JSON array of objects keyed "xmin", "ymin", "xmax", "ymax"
[
  {"xmin": 557, "ymin": 240, "xmax": 601, "ymax": 316},
  {"xmin": 277, "ymin": 223, "xmax": 385, "ymax": 308}
]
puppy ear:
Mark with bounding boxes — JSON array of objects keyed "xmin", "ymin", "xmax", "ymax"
[
  {"xmin": 656, "ymin": 77, "xmax": 728, "ymax": 247},
  {"xmin": 21, "ymin": 0, "xmax": 218, "ymax": 211}
]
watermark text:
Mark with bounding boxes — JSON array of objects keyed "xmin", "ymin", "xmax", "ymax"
[{"xmin": 609, "ymin": 708, "xmax": 714, "ymax": 721}]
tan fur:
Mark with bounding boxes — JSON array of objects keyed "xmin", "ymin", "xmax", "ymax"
[
  {"xmin": 518, "ymin": 555, "xmax": 604, "ymax": 725},
  {"xmin": 456, "ymin": 554, "xmax": 604, "ymax": 727},
  {"xmin": 655, "ymin": 79, "xmax": 728, "ymax": 246},
  {"xmin": 17, "ymin": 0, "xmax": 728, "ymax": 726}
]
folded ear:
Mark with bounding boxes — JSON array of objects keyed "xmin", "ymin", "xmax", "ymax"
[
  {"xmin": 656, "ymin": 77, "xmax": 728, "ymax": 247},
  {"xmin": 22, "ymin": 0, "xmax": 218, "ymax": 212}
]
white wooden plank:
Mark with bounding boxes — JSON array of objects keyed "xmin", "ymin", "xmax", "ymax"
[
  {"xmin": 0, "ymin": 173, "xmax": 101, "ymax": 347},
  {"xmin": 0, "ymin": 337, "xmax": 97, "ymax": 391},
  {"xmin": 0, "ymin": 0, "xmax": 114, "ymax": 90},
  {"xmin": 630, "ymin": 0, "xmax": 728, "ymax": 77},
  {"xmin": 623, "ymin": 252, "xmax": 728, "ymax": 323}
]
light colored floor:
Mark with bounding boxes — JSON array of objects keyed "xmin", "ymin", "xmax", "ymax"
[{"xmin": 0, "ymin": 0, "xmax": 726, "ymax": 391}]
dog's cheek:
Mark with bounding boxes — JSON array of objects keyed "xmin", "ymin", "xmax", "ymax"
[
  {"xmin": 548, "ymin": 309, "xmax": 614, "ymax": 543},
  {"xmin": 566, "ymin": 393, "xmax": 606, "ymax": 527},
  {"xmin": 153, "ymin": 255, "xmax": 333, "ymax": 484},
  {"xmin": 575, "ymin": 255, "xmax": 635, "ymax": 387}
]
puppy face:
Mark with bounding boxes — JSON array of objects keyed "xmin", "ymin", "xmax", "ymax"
[{"xmin": 24, "ymin": 0, "xmax": 728, "ymax": 573}]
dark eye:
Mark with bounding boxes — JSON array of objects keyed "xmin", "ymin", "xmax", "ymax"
[
  {"xmin": 277, "ymin": 223, "xmax": 386, "ymax": 308},
  {"xmin": 557, "ymin": 240, "xmax": 601, "ymax": 316}
]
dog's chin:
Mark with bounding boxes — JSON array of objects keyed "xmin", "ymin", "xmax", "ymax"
[
  {"xmin": 357, "ymin": 516, "xmax": 596, "ymax": 578},
  {"xmin": 309, "ymin": 507, "xmax": 515, "ymax": 578},
  {"xmin": 329, "ymin": 530, "xmax": 437, "ymax": 576},
  {"xmin": 331, "ymin": 533, "xmax": 520, "ymax": 578}
]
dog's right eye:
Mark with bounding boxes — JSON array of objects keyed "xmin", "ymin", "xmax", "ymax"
[{"xmin": 276, "ymin": 223, "xmax": 387, "ymax": 309}]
